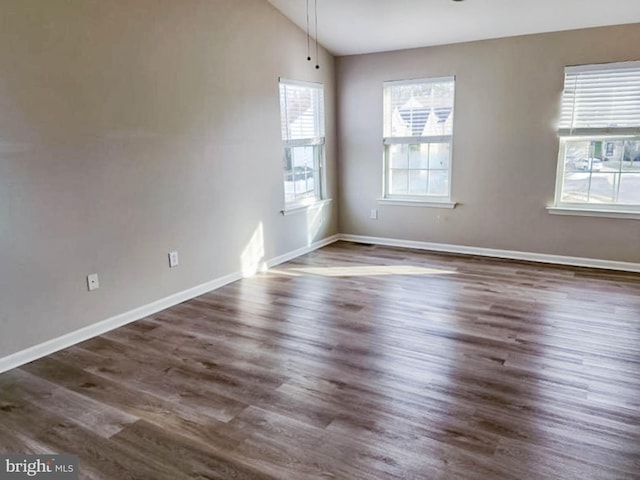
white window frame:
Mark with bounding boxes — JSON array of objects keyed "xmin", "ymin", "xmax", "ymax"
[
  {"xmin": 278, "ymin": 78, "xmax": 327, "ymax": 214},
  {"xmin": 380, "ymin": 76, "xmax": 456, "ymax": 208},
  {"xmin": 549, "ymin": 61, "xmax": 640, "ymax": 219}
]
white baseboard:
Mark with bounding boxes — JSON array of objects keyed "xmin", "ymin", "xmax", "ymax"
[
  {"xmin": 338, "ymin": 234, "xmax": 640, "ymax": 273},
  {"xmin": 266, "ymin": 234, "xmax": 340, "ymax": 269},
  {"xmin": 0, "ymin": 234, "xmax": 341, "ymax": 375},
  {"xmin": 2, "ymin": 232, "xmax": 636, "ymax": 374}
]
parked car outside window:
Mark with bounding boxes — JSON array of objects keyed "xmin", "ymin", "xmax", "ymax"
[{"xmin": 573, "ymin": 157, "xmax": 602, "ymax": 171}]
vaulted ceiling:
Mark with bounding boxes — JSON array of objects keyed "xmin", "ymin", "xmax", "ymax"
[{"xmin": 267, "ymin": 0, "xmax": 640, "ymax": 56}]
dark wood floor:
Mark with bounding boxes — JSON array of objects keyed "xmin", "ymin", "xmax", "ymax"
[{"xmin": 1, "ymin": 241, "xmax": 640, "ymax": 479}]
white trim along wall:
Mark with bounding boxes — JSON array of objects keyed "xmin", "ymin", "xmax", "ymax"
[
  {"xmin": 1, "ymin": 233, "xmax": 638, "ymax": 374},
  {"xmin": 0, "ymin": 235, "xmax": 339, "ymax": 375},
  {"xmin": 339, "ymin": 234, "xmax": 640, "ymax": 273}
]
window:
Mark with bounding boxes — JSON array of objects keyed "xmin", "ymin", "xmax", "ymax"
[
  {"xmin": 551, "ymin": 62, "xmax": 640, "ymax": 216},
  {"xmin": 382, "ymin": 77, "xmax": 455, "ymax": 204},
  {"xmin": 279, "ymin": 79, "xmax": 325, "ymax": 210}
]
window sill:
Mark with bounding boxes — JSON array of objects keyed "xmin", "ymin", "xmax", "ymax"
[
  {"xmin": 546, "ymin": 206, "xmax": 640, "ymax": 220},
  {"xmin": 378, "ymin": 198, "xmax": 457, "ymax": 209},
  {"xmin": 281, "ymin": 198, "xmax": 333, "ymax": 216}
]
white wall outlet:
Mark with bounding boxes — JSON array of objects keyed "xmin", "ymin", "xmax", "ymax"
[
  {"xmin": 87, "ymin": 273, "xmax": 100, "ymax": 291},
  {"xmin": 370, "ymin": 209, "xmax": 378, "ymax": 220},
  {"xmin": 168, "ymin": 251, "xmax": 179, "ymax": 268}
]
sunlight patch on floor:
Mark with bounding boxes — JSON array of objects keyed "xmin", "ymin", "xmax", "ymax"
[{"xmin": 271, "ymin": 265, "xmax": 457, "ymax": 277}]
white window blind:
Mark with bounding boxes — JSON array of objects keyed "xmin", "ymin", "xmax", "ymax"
[
  {"xmin": 279, "ymin": 80, "xmax": 325, "ymax": 142},
  {"xmin": 383, "ymin": 77, "xmax": 454, "ymax": 142},
  {"xmin": 559, "ymin": 62, "xmax": 640, "ymax": 136}
]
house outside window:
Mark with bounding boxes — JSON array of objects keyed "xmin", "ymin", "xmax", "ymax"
[
  {"xmin": 279, "ymin": 79, "xmax": 326, "ymax": 211},
  {"xmin": 382, "ymin": 77, "xmax": 455, "ymax": 205},
  {"xmin": 551, "ymin": 61, "xmax": 640, "ymax": 217}
]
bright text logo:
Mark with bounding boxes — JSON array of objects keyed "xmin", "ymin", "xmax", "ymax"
[{"xmin": 0, "ymin": 455, "xmax": 77, "ymax": 479}]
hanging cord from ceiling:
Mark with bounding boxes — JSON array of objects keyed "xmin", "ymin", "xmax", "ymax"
[
  {"xmin": 305, "ymin": 0, "xmax": 320, "ymax": 69},
  {"xmin": 306, "ymin": 0, "xmax": 311, "ymax": 61},
  {"xmin": 314, "ymin": 0, "xmax": 319, "ymax": 69}
]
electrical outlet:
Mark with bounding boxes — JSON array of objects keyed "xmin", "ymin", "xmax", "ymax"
[
  {"xmin": 87, "ymin": 273, "xmax": 100, "ymax": 291},
  {"xmin": 370, "ymin": 209, "xmax": 378, "ymax": 220},
  {"xmin": 168, "ymin": 251, "xmax": 179, "ymax": 268}
]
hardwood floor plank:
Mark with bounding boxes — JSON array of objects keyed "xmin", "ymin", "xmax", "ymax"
[
  {"xmin": 1, "ymin": 241, "xmax": 639, "ymax": 479},
  {"xmin": 2, "ymin": 369, "xmax": 138, "ymax": 439},
  {"xmin": 111, "ymin": 420, "xmax": 278, "ymax": 480},
  {"xmin": 20, "ymin": 357, "xmax": 249, "ymax": 450}
]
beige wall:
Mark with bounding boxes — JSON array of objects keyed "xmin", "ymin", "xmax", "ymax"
[
  {"xmin": 0, "ymin": 0, "xmax": 337, "ymax": 357},
  {"xmin": 2, "ymin": 3, "xmax": 638, "ymax": 361},
  {"xmin": 336, "ymin": 24, "xmax": 640, "ymax": 262}
]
